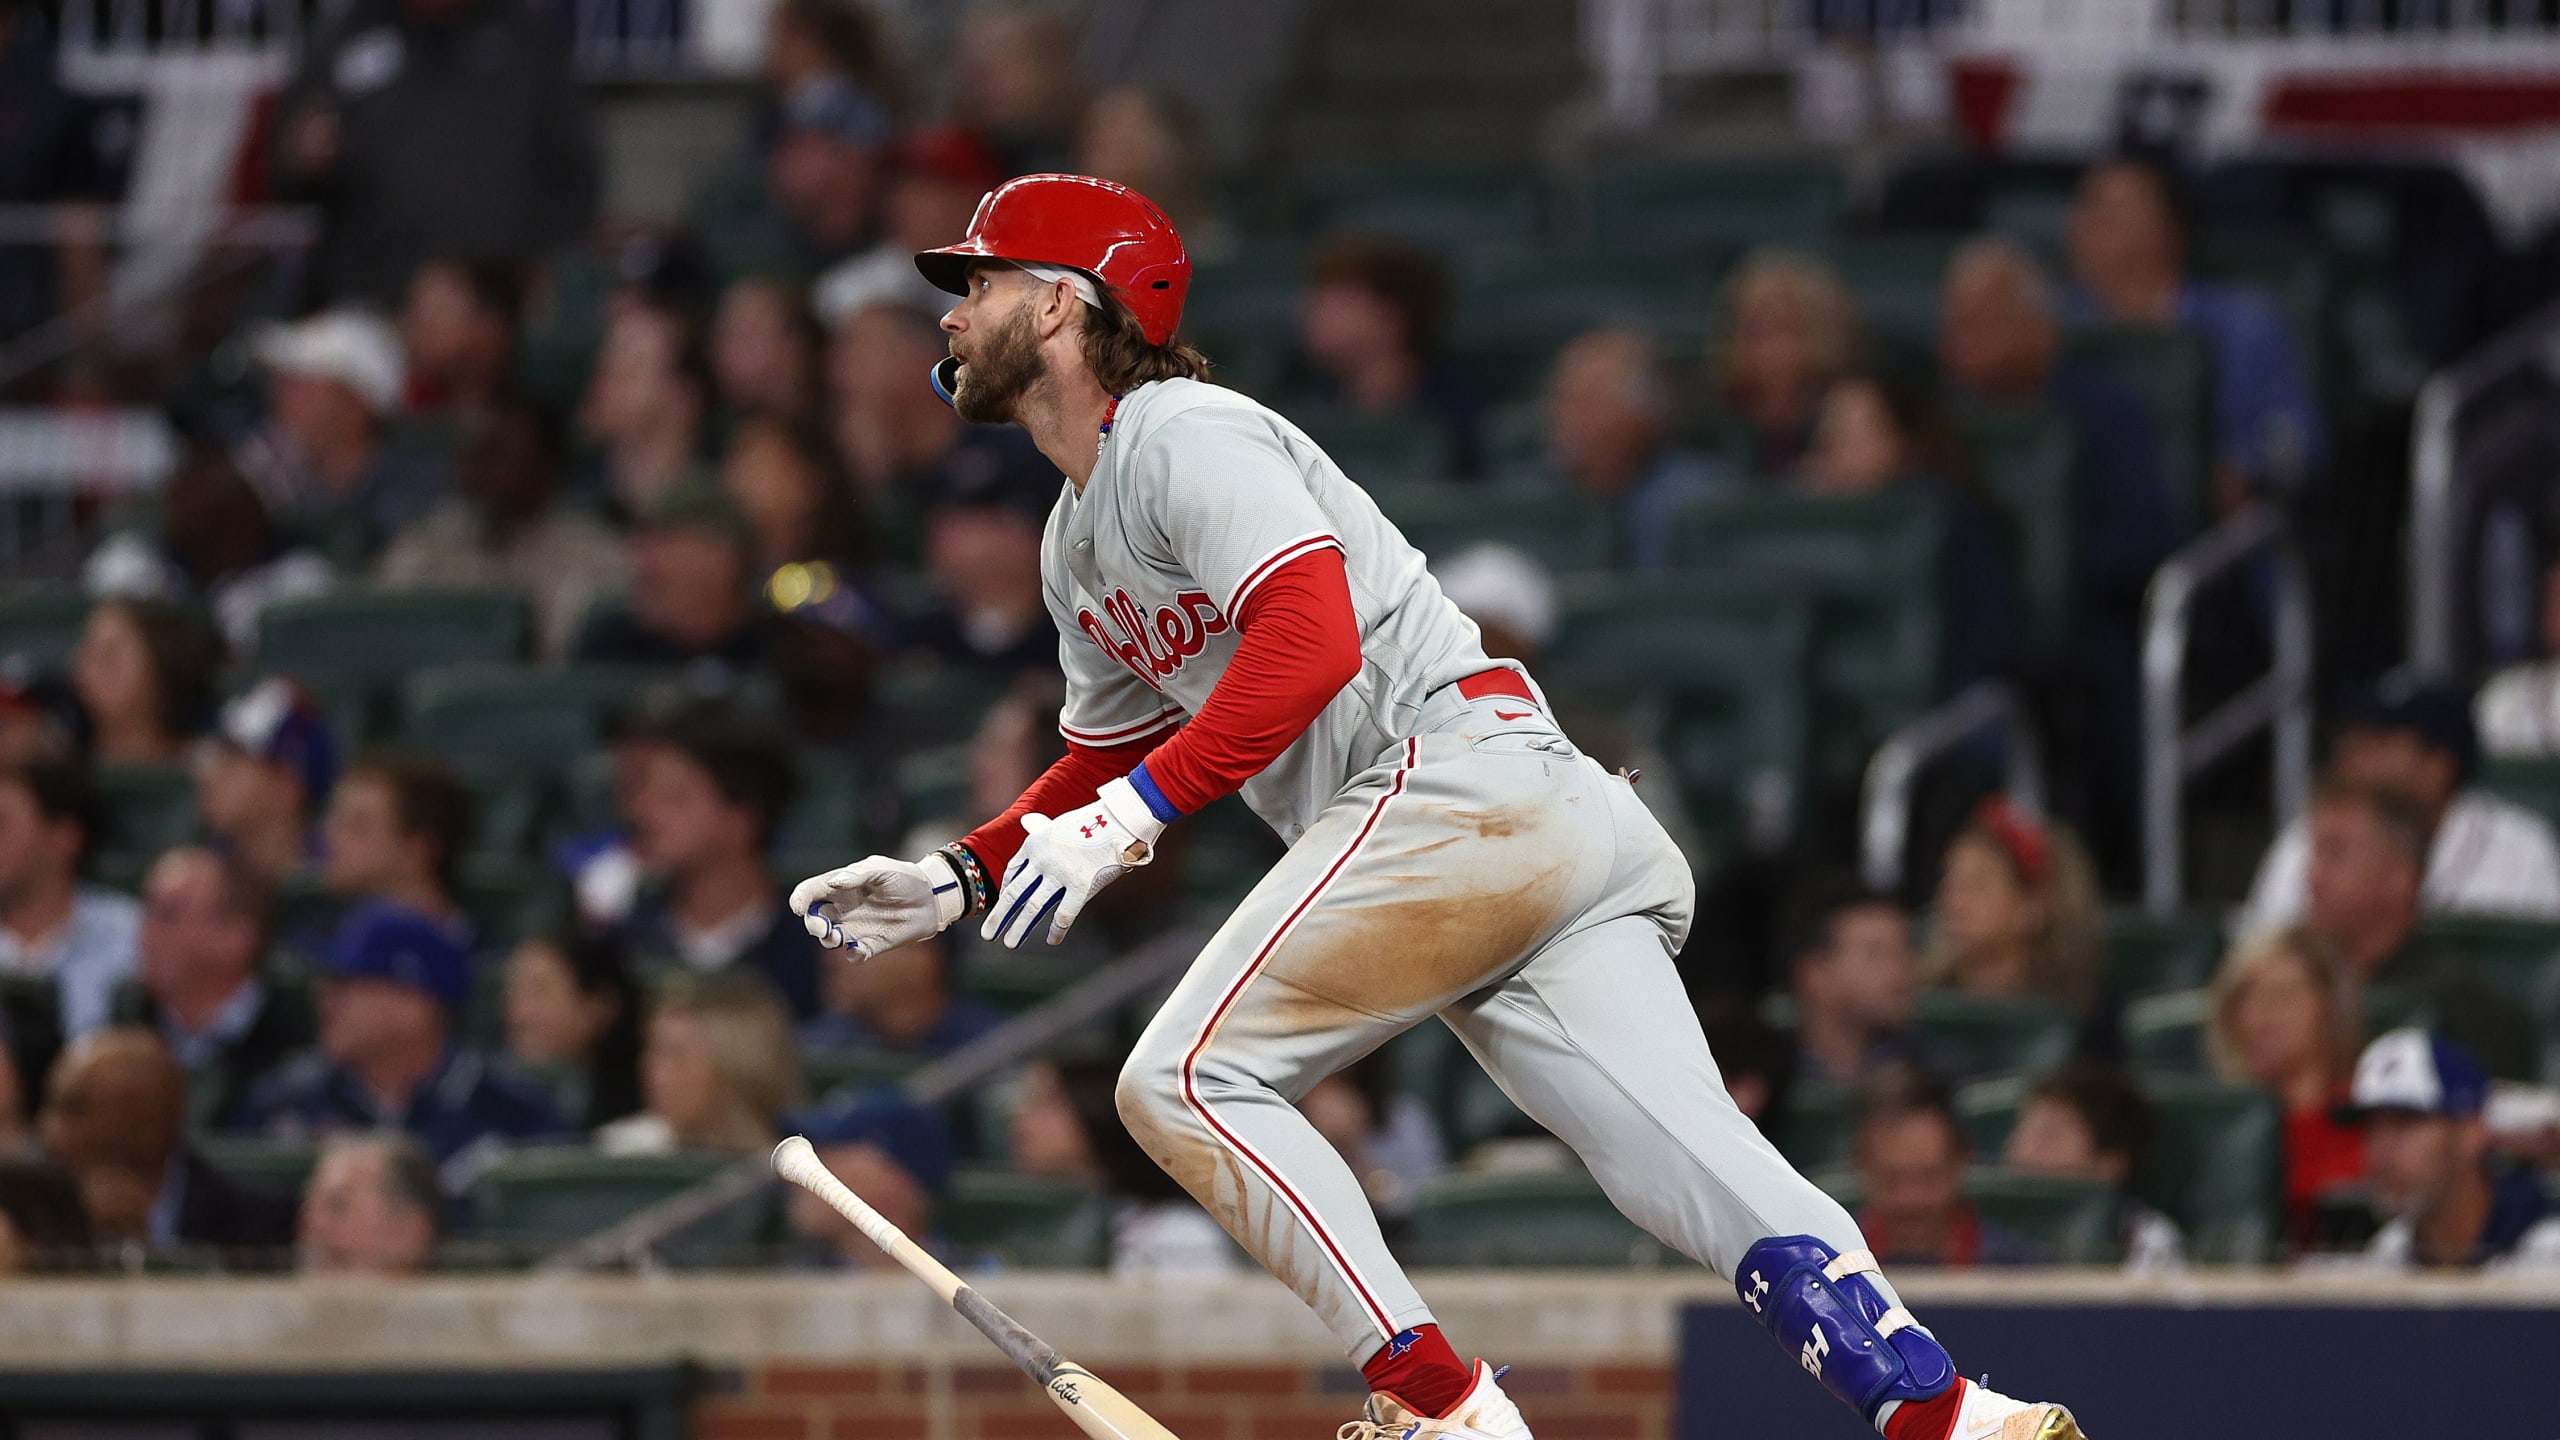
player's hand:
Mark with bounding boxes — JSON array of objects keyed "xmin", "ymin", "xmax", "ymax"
[
  {"xmin": 791, "ymin": 854, "xmax": 964, "ymax": 960},
  {"xmin": 983, "ymin": 777, "xmax": 1163, "ymax": 948}
]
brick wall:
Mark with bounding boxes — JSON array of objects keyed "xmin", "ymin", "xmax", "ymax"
[{"xmin": 700, "ymin": 1361, "xmax": 1676, "ymax": 1440}]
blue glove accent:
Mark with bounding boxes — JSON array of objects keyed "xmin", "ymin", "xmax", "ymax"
[
  {"xmin": 1735, "ymin": 1235, "xmax": 1955, "ymax": 1420},
  {"xmin": 928, "ymin": 355, "xmax": 962, "ymax": 408},
  {"xmin": 1126, "ymin": 763, "xmax": 1185, "ymax": 824}
]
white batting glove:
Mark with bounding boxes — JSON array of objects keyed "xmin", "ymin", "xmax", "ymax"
[
  {"xmin": 983, "ymin": 776, "xmax": 1164, "ymax": 949},
  {"xmin": 791, "ymin": 852, "xmax": 967, "ymax": 960}
]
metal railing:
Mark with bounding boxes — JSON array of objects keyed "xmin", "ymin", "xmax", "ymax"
[
  {"xmin": 2140, "ymin": 505, "xmax": 2314, "ymax": 915},
  {"xmin": 2406, "ymin": 298, "xmax": 2560, "ymax": 683},
  {"xmin": 1858, "ymin": 679, "xmax": 2044, "ymax": 893},
  {"xmin": 538, "ymin": 925, "xmax": 1209, "ymax": 1272}
]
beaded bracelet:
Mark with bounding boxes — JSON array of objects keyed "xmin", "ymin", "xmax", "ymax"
[{"xmin": 938, "ymin": 842, "xmax": 993, "ymax": 918}]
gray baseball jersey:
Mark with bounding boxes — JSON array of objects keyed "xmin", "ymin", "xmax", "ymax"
[
  {"xmin": 1035, "ymin": 376, "xmax": 1891, "ymax": 1374},
  {"xmin": 1042, "ymin": 376, "xmax": 1505, "ymax": 839}
]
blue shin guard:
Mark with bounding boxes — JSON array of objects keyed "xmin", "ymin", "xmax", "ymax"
[{"xmin": 1735, "ymin": 1236, "xmax": 1956, "ymax": 1423}]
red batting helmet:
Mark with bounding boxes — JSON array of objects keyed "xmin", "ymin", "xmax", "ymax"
[{"xmin": 914, "ymin": 173, "xmax": 1191, "ymax": 345}]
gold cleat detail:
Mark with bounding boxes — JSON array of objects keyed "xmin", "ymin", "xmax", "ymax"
[{"xmin": 2018, "ymin": 1405, "xmax": 2085, "ymax": 1440}]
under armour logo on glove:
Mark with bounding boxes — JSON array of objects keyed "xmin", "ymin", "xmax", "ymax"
[
  {"xmin": 1746, "ymin": 1272, "xmax": 1769, "ymax": 1314},
  {"xmin": 984, "ymin": 776, "xmax": 1166, "ymax": 949}
]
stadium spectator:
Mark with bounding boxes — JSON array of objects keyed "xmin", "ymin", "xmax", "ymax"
[
  {"xmin": 799, "ymin": 931, "xmax": 1000, "ymax": 1058},
  {"xmin": 2296, "ymin": 781, "xmax": 2536, "ymax": 1079},
  {"xmin": 0, "ymin": 755, "xmax": 138, "ymax": 1040},
  {"xmin": 1851, "ymin": 1067, "xmax": 2039, "ymax": 1266},
  {"xmin": 379, "ymin": 395, "xmax": 629, "ymax": 659},
  {"xmin": 1783, "ymin": 878, "xmax": 1951, "ymax": 1086},
  {"xmin": 785, "ymin": 1090, "xmax": 953, "ymax": 1271},
  {"xmin": 400, "ymin": 259, "xmax": 523, "ymax": 422},
  {"xmin": 2002, "ymin": 1061, "xmax": 2185, "ymax": 1271},
  {"xmin": 711, "ymin": 276, "xmax": 825, "ymax": 427},
  {"xmin": 231, "ymin": 310, "xmax": 442, "ymax": 566},
  {"xmin": 2209, "ymin": 928, "xmax": 2366, "ymax": 1248},
  {"xmin": 1797, "ymin": 370, "xmax": 2019, "ymax": 687},
  {"xmin": 82, "ymin": 451, "xmax": 333, "ymax": 659},
  {"xmin": 613, "ymin": 704, "xmax": 820, "ymax": 1018},
  {"xmin": 578, "ymin": 298, "xmax": 714, "ymax": 523},
  {"xmin": 758, "ymin": 0, "xmax": 902, "ymax": 135},
  {"xmin": 272, "ymin": 0, "xmax": 598, "ymax": 308},
  {"xmin": 1295, "ymin": 233, "xmax": 1485, "ymax": 479},
  {"xmin": 1924, "ymin": 798, "xmax": 2102, "ymax": 1015},
  {"xmin": 2349, "ymin": 1029, "xmax": 2560, "ymax": 1270},
  {"xmin": 1709, "ymin": 249, "xmax": 1862, "ymax": 477},
  {"xmin": 501, "ymin": 931, "xmax": 643, "ymax": 1130},
  {"xmin": 1542, "ymin": 329, "xmax": 1723, "ymax": 569},
  {"xmin": 910, "ymin": 453, "xmax": 1059, "ymax": 679},
  {"xmin": 120, "ymin": 847, "xmax": 311, "ymax": 1131},
  {"xmin": 722, "ymin": 415, "xmax": 865, "ymax": 571},
  {"xmin": 764, "ymin": 74, "xmax": 893, "ymax": 274},
  {"xmin": 951, "ymin": 3, "xmax": 1088, "ymax": 177},
  {"xmin": 1009, "ymin": 1056, "xmax": 1242, "ymax": 1276},
  {"xmin": 575, "ymin": 486, "xmax": 773, "ymax": 683},
  {"xmin": 811, "ymin": 127, "xmax": 1005, "ymax": 329},
  {"xmin": 1080, "ymin": 88, "xmax": 1230, "ymax": 259},
  {"xmin": 0, "ymin": 1158, "xmax": 93, "ymax": 1274},
  {"xmin": 40, "ymin": 1028, "xmax": 296, "ymax": 1254},
  {"xmin": 239, "ymin": 902, "xmax": 564, "ymax": 1172},
  {"xmin": 597, "ymin": 970, "xmax": 805, "ymax": 1156},
  {"xmin": 320, "ymin": 752, "xmax": 475, "ymax": 926},
  {"xmin": 2241, "ymin": 682, "xmax": 2560, "ymax": 932},
  {"xmin": 296, "ymin": 1130, "xmax": 442, "ymax": 1274},
  {"xmin": 1701, "ymin": 1012, "xmax": 1797, "ymax": 1149},
  {"xmin": 195, "ymin": 680, "xmax": 336, "ymax": 891},
  {"xmin": 1299, "ymin": 1050, "xmax": 1448, "ymax": 1217},
  {"xmin": 0, "ymin": 678, "xmax": 73, "ymax": 769},
  {"xmin": 2066, "ymin": 154, "xmax": 2325, "ymax": 509},
  {"xmin": 71, "ymin": 598, "xmax": 219, "ymax": 768}
]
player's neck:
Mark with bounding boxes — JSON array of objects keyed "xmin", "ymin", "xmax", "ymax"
[{"xmin": 1017, "ymin": 363, "xmax": 1117, "ymax": 493}]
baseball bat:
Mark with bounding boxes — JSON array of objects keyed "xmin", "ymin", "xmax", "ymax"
[{"xmin": 771, "ymin": 1136, "xmax": 1183, "ymax": 1440}]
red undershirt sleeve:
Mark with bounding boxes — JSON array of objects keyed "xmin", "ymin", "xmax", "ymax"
[{"xmin": 959, "ymin": 735, "xmax": 1156, "ymax": 877}]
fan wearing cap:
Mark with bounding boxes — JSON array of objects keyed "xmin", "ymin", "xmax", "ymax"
[
  {"xmin": 2348, "ymin": 1029, "xmax": 2560, "ymax": 1271},
  {"xmin": 195, "ymin": 679, "xmax": 339, "ymax": 891},
  {"xmin": 782, "ymin": 1090, "xmax": 953, "ymax": 1270},
  {"xmin": 2240, "ymin": 681, "xmax": 2560, "ymax": 935},
  {"xmin": 238, "ymin": 309, "xmax": 445, "ymax": 563},
  {"xmin": 238, "ymin": 901, "xmax": 564, "ymax": 1178},
  {"xmin": 786, "ymin": 175, "xmax": 2085, "ymax": 1439}
]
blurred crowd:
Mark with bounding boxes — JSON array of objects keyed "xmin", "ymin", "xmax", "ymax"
[{"xmin": 1, "ymin": 0, "xmax": 2559, "ymax": 1284}]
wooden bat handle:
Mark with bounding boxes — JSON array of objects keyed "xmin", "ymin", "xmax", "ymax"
[{"xmin": 771, "ymin": 1136, "xmax": 967, "ymax": 1306}]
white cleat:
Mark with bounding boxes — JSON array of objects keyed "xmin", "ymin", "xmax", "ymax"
[
  {"xmin": 1339, "ymin": 1361, "xmax": 1531, "ymax": 1440},
  {"xmin": 1941, "ymin": 1377, "xmax": 2088, "ymax": 1440}
]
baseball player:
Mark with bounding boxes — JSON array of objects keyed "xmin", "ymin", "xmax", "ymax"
[{"xmin": 791, "ymin": 174, "xmax": 2085, "ymax": 1440}]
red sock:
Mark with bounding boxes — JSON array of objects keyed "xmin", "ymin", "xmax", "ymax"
[
  {"xmin": 1881, "ymin": 1381, "xmax": 1966, "ymax": 1440},
  {"xmin": 1361, "ymin": 1325, "xmax": 1474, "ymax": 1418}
]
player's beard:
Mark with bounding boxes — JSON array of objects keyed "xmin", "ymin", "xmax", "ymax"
[{"xmin": 950, "ymin": 302, "xmax": 1046, "ymax": 425}]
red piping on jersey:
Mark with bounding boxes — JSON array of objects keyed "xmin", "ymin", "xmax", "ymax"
[
  {"xmin": 1177, "ymin": 735, "xmax": 1420, "ymax": 1341},
  {"xmin": 1140, "ymin": 546, "xmax": 1363, "ymax": 815},
  {"xmin": 1225, "ymin": 531, "xmax": 1342, "ymax": 616},
  {"xmin": 1059, "ymin": 709, "xmax": 1182, "ymax": 746}
]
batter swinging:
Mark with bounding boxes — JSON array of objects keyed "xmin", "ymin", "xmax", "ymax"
[{"xmin": 790, "ymin": 174, "xmax": 2085, "ymax": 1440}]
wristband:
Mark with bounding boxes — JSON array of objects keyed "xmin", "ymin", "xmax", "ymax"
[
  {"xmin": 936, "ymin": 842, "xmax": 992, "ymax": 918},
  {"xmin": 1126, "ymin": 762, "xmax": 1186, "ymax": 825}
]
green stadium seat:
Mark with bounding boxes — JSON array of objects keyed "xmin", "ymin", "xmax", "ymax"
[
  {"xmin": 1813, "ymin": 1167, "xmax": 2121, "ymax": 1263},
  {"xmin": 2480, "ymin": 756, "xmax": 2560, "ymax": 836},
  {"xmin": 260, "ymin": 590, "xmax": 530, "ymax": 738},
  {"xmin": 1297, "ymin": 165, "xmax": 1545, "ymax": 250},
  {"xmin": 1401, "ymin": 1167, "xmax": 1671, "ymax": 1268},
  {"xmin": 2062, "ymin": 327, "xmax": 2214, "ymax": 536},
  {"xmin": 2101, "ymin": 909, "xmax": 2224, "ymax": 1000},
  {"xmin": 93, "ymin": 764, "xmax": 198, "ymax": 885},
  {"xmin": 1665, "ymin": 490, "xmax": 1946, "ymax": 768},
  {"xmin": 773, "ymin": 752, "xmax": 866, "ymax": 857},
  {"xmin": 465, "ymin": 1147, "xmax": 757, "ymax": 1252},
  {"xmin": 801, "ymin": 1047, "xmax": 918, "ymax": 1100},
  {"xmin": 938, "ymin": 1168, "xmax": 1112, "ymax": 1268},
  {"xmin": 2409, "ymin": 917, "xmax": 2560, "ymax": 1007},
  {"xmin": 1367, "ymin": 480, "xmax": 1616, "ymax": 569},
  {"xmin": 193, "ymin": 1137, "xmax": 321, "ymax": 1199},
  {"xmin": 0, "ymin": 592, "xmax": 92, "ymax": 675},
  {"xmin": 1911, "ymin": 991, "xmax": 2075, "ymax": 1078},
  {"xmin": 1289, "ymin": 405, "xmax": 1453, "ymax": 484},
  {"xmin": 457, "ymin": 855, "xmax": 550, "ymax": 954},
  {"xmin": 1836, "ymin": 234, "xmax": 1960, "ymax": 347},
  {"xmin": 445, "ymin": 753, "xmax": 551, "ymax": 860},
  {"xmin": 1587, "ymin": 160, "xmax": 1844, "ymax": 252},
  {"xmin": 1954, "ymin": 1074, "xmax": 2032, "ymax": 1156},
  {"xmin": 400, "ymin": 664, "xmax": 644, "ymax": 773},
  {"xmin": 1953, "ymin": 403, "xmax": 2080, "ymax": 656},
  {"xmin": 1779, "ymin": 1081, "xmax": 1855, "ymax": 1173},
  {"xmin": 2124, "ymin": 989, "xmax": 2215, "ymax": 1075},
  {"xmin": 2136, "ymin": 1077, "xmax": 2282, "ymax": 1263}
]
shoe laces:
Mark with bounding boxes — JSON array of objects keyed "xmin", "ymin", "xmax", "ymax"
[{"xmin": 1334, "ymin": 1423, "xmax": 1419, "ymax": 1440}]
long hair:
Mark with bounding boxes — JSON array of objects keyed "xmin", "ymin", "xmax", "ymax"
[
  {"xmin": 1922, "ymin": 807, "xmax": 2103, "ymax": 1013},
  {"xmin": 650, "ymin": 970, "xmax": 806, "ymax": 1153},
  {"xmin": 2210, "ymin": 928, "xmax": 2361, "ymax": 1094},
  {"xmin": 1078, "ymin": 292, "xmax": 1212, "ymax": 394}
]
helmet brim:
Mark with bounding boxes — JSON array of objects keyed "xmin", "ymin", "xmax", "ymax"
[{"xmin": 915, "ymin": 242, "xmax": 997, "ymax": 298}]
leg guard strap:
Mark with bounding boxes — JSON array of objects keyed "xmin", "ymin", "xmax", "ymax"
[{"xmin": 1736, "ymin": 1235, "xmax": 1956, "ymax": 1421}]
